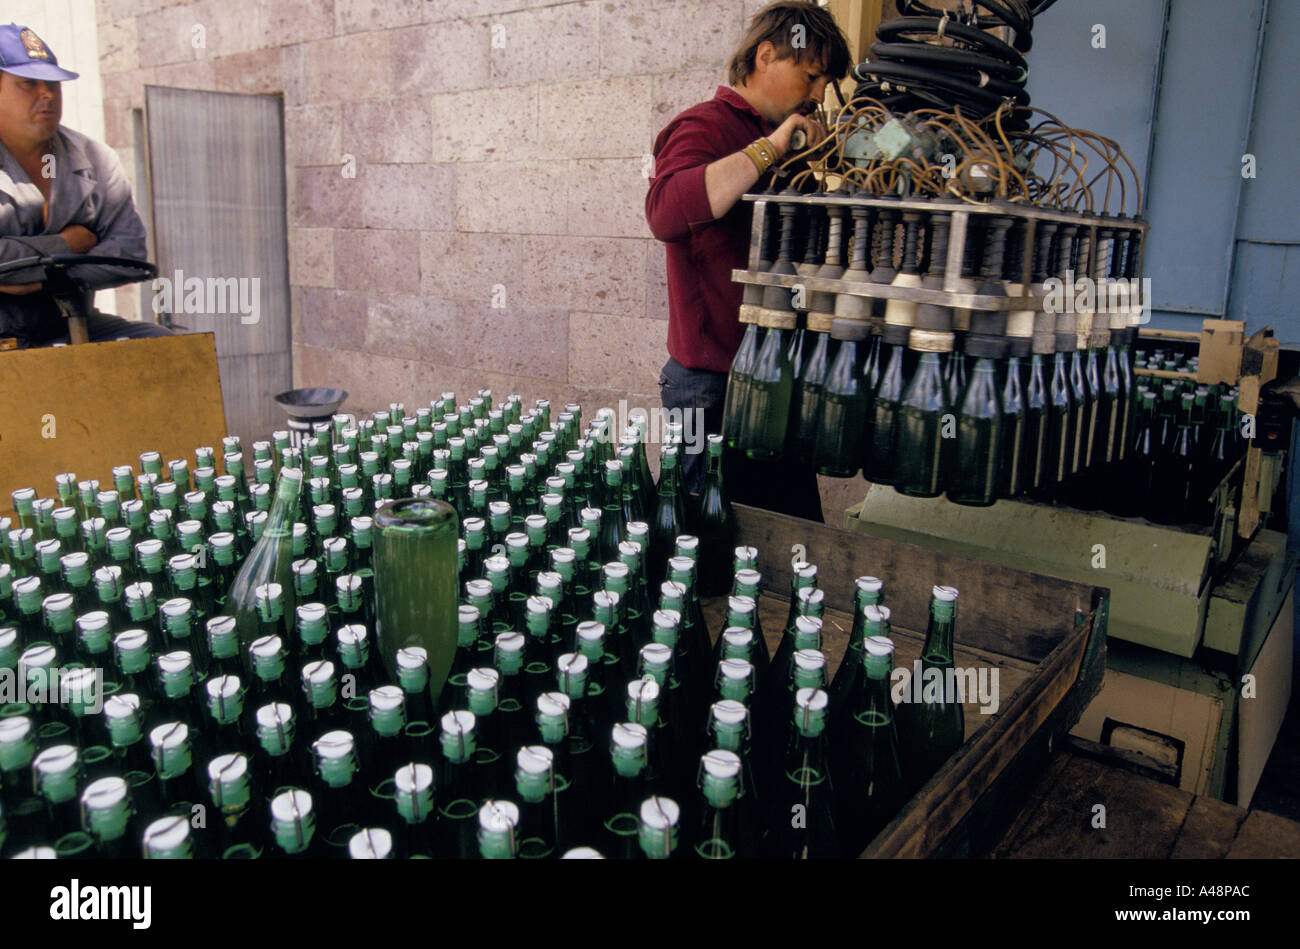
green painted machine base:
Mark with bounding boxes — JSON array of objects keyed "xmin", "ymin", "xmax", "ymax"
[{"xmin": 848, "ymin": 486, "xmax": 1213, "ymax": 657}]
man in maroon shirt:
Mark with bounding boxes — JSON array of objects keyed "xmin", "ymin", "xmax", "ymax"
[{"xmin": 646, "ymin": 1, "xmax": 850, "ymax": 519}]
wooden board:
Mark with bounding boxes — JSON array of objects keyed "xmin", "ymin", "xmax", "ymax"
[
  {"xmin": 989, "ymin": 749, "xmax": 1300, "ymax": 858},
  {"xmin": 1169, "ymin": 795, "xmax": 1248, "ymax": 859},
  {"xmin": 0, "ymin": 333, "xmax": 227, "ymax": 517},
  {"xmin": 1226, "ymin": 809, "xmax": 1300, "ymax": 858},
  {"xmin": 990, "ymin": 752, "xmax": 1194, "ymax": 858},
  {"xmin": 825, "ymin": 0, "xmax": 884, "ymax": 99},
  {"xmin": 1197, "ymin": 319, "xmax": 1245, "ymax": 385}
]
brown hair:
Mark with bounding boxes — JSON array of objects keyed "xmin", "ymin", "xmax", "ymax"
[{"xmin": 727, "ymin": 2, "xmax": 852, "ymax": 86}]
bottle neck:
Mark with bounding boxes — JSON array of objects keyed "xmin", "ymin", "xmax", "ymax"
[{"xmin": 922, "ymin": 603, "xmax": 956, "ymax": 665}]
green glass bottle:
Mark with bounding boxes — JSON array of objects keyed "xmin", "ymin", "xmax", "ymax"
[
  {"xmin": 465, "ymin": 667, "xmax": 506, "ymax": 789},
  {"xmin": 397, "ymin": 645, "xmax": 434, "ymax": 727},
  {"xmin": 713, "ymin": 657, "xmax": 756, "ymax": 710},
  {"xmin": 575, "ymin": 621, "xmax": 621, "ymax": 732},
  {"xmin": 763, "ymin": 687, "xmax": 840, "ymax": 858},
  {"xmin": 792, "ymin": 322, "xmax": 835, "ymax": 467},
  {"xmin": 554, "ymin": 652, "xmax": 600, "ymax": 802},
  {"xmin": 204, "ymin": 672, "xmax": 247, "ymax": 754},
  {"xmin": 814, "ymin": 319, "xmax": 871, "ymax": 477},
  {"xmin": 946, "ymin": 347, "xmax": 1004, "ymax": 507},
  {"xmin": 477, "ymin": 799, "xmax": 520, "ymax": 859},
  {"xmin": 649, "ymin": 447, "xmax": 685, "ymax": 592},
  {"xmin": 598, "ymin": 462, "xmax": 627, "ymax": 565},
  {"xmin": 693, "ymin": 436, "xmax": 736, "ymax": 600},
  {"xmin": 149, "ymin": 650, "xmax": 204, "ymax": 743},
  {"xmin": 392, "ymin": 761, "xmax": 438, "ymax": 858},
  {"xmin": 897, "ymin": 585, "xmax": 964, "ymax": 791},
  {"xmin": 268, "ymin": 787, "xmax": 321, "ymax": 859},
  {"xmin": 997, "ymin": 353, "xmax": 1027, "ymax": 498},
  {"xmin": 637, "ymin": 794, "xmax": 681, "ymax": 860},
  {"xmin": 514, "ymin": 744, "xmax": 561, "ymax": 859},
  {"xmin": 252, "ymin": 701, "xmax": 299, "ymax": 807},
  {"xmin": 0, "ymin": 716, "xmax": 40, "ymax": 853},
  {"xmin": 204, "ymin": 615, "xmax": 241, "ymax": 680},
  {"xmin": 372, "ymin": 497, "xmax": 458, "ymax": 699},
  {"xmin": 692, "ymin": 749, "xmax": 756, "ymax": 859},
  {"xmin": 32, "ymin": 743, "xmax": 82, "ymax": 849},
  {"xmin": 1042, "ymin": 344, "xmax": 1075, "ymax": 495},
  {"xmin": 894, "ymin": 350, "xmax": 952, "ymax": 498},
  {"xmin": 767, "ymin": 580, "xmax": 821, "ymax": 700},
  {"xmin": 827, "ymin": 577, "xmax": 885, "ymax": 725},
  {"xmin": 601, "ymin": 721, "xmax": 650, "ymax": 859},
  {"xmin": 207, "ymin": 751, "xmax": 262, "ymax": 858},
  {"xmin": 227, "ymin": 468, "xmax": 302, "ymax": 671},
  {"xmin": 348, "ymin": 827, "xmax": 394, "ymax": 860},
  {"xmin": 142, "ymin": 814, "xmax": 195, "ymax": 859},
  {"xmin": 100, "ymin": 695, "xmax": 157, "ymax": 813},
  {"xmin": 1150, "ymin": 392, "xmax": 1196, "ymax": 525},
  {"xmin": 493, "ymin": 631, "xmax": 531, "ymax": 758},
  {"xmin": 148, "ymin": 721, "xmax": 201, "ymax": 816},
  {"xmin": 704, "ymin": 697, "xmax": 762, "ymax": 803},
  {"xmin": 436, "ymin": 709, "xmax": 483, "ymax": 860},
  {"xmin": 739, "ymin": 316, "xmax": 797, "ymax": 460},
  {"xmin": 835, "ymin": 634, "xmax": 905, "ymax": 855},
  {"xmin": 308, "ymin": 729, "xmax": 364, "ymax": 852},
  {"xmin": 722, "ymin": 322, "xmax": 761, "ymax": 449},
  {"xmin": 336, "ymin": 623, "xmax": 383, "ymax": 699}
]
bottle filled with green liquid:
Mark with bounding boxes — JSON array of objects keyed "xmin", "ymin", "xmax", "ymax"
[
  {"xmin": 739, "ymin": 314, "xmax": 797, "ymax": 459},
  {"xmin": 946, "ymin": 340, "xmax": 1004, "ymax": 507},
  {"xmin": 894, "ymin": 348, "xmax": 953, "ymax": 498},
  {"xmin": 372, "ymin": 498, "xmax": 459, "ymax": 713}
]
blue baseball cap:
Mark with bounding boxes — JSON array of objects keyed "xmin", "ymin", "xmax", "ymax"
[{"xmin": 0, "ymin": 24, "xmax": 79, "ymax": 82}]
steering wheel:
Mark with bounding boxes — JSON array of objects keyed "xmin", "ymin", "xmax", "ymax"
[{"xmin": 0, "ymin": 253, "xmax": 158, "ymax": 344}]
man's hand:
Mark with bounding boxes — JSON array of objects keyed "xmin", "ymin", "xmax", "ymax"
[
  {"xmin": 701, "ymin": 108, "xmax": 828, "ymax": 221},
  {"xmin": 0, "ymin": 283, "xmax": 42, "ymax": 295},
  {"xmin": 59, "ymin": 224, "xmax": 98, "ymax": 255},
  {"xmin": 769, "ymin": 111, "xmax": 828, "ymax": 159}
]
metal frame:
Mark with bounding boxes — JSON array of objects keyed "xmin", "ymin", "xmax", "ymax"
[{"xmin": 733, "ymin": 192, "xmax": 1150, "ymax": 314}]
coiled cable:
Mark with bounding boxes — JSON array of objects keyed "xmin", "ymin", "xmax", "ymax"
[{"xmin": 850, "ymin": 1, "xmax": 1059, "ymax": 131}]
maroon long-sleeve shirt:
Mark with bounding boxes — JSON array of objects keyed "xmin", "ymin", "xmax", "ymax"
[{"xmin": 646, "ymin": 86, "xmax": 776, "ymax": 374}]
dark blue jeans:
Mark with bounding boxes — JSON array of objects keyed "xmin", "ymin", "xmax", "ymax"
[
  {"xmin": 2, "ymin": 290, "xmax": 174, "ymax": 347},
  {"xmin": 658, "ymin": 356, "xmax": 824, "ymax": 523}
]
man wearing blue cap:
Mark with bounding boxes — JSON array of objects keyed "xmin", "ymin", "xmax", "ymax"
[{"xmin": 0, "ymin": 23, "xmax": 170, "ymax": 347}]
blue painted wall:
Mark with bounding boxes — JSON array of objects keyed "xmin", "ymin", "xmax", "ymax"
[{"xmin": 1028, "ymin": 0, "xmax": 1299, "ymax": 342}]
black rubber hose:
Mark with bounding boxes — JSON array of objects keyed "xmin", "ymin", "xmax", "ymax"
[
  {"xmin": 868, "ymin": 40, "xmax": 1025, "ymax": 81},
  {"xmin": 852, "ymin": 3, "xmax": 1044, "ymax": 130},
  {"xmin": 876, "ymin": 18, "xmax": 1027, "ymax": 72},
  {"xmin": 898, "ymin": 0, "xmax": 1034, "ymax": 51},
  {"xmin": 853, "ymin": 60, "xmax": 1027, "ymax": 111}
]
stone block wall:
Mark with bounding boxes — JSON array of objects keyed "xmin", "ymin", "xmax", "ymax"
[{"xmin": 96, "ymin": 0, "xmax": 863, "ymax": 517}]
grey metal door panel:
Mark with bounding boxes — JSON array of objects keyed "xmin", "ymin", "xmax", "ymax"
[
  {"xmin": 1228, "ymin": 243, "xmax": 1299, "ymax": 345},
  {"xmin": 145, "ymin": 86, "xmax": 291, "ymax": 442},
  {"xmin": 216, "ymin": 351, "xmax": 293, "ymax": 450},
  {"xmin": 1027, "ymin": 0, "xmax": 1166, "ymax": 211},
  {"xmin": 1028, "ymin": 0, "xmax": 1300, "ymax": 341},
  {"xmin": 1139, "ymin": 0, "xmax": 1265, "ymax": 317},
  {"xmin": 1235, "ymin": 0, "xmax": 1300, "ymax": 244}
]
